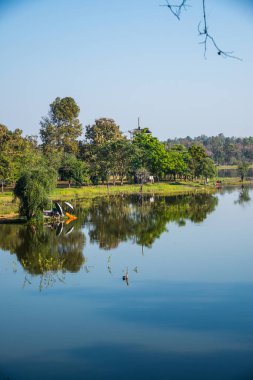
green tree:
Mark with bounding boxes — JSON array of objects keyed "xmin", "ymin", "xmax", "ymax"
[
  {"xmin": 166, "ymin": 149, "xmax": 189, "ymax": 180},
  {"xmin": 96, "ymin": 139, "xmax": 137, "ymax": 185},
  {"xmin": 59, "ymin": 153, "xmax": 89, "ymax": 187},
  {"xmin": 132, "ymin": 131, "xmax": 168, "ymax": 180},
  {"xmin": 188, "ymin": 145, "xmax": 207, "ymax": 179},
  {"xmin": 135, "ymin": 167, "xmax": 150, "ymax": 191},
  {"xmin": 237, "ymin": 161, "xmax": 250, "ymax": 182},
  {"xmin": 199, "ymin": 157, "xmax": 217, "ymax": 183},
  {"xmin": 14, "ymin": 168, "xmax": 57, "ymax": 220},
  {"xmin": 166, "ymin": 134, "xmax": 253, "ymax": 165},
  {"xmin": 85, "ymin": 118, "xmax": 123, "ymax": 146},
  {"xmin": 0, "ymin": 124, "xmax": 42, "ymax": 190},
  {"xmin": 0, "ymin": 155, "xmax": 11, "ymax": 192},
  {"xmin": 40, "ymin": 97, "xmax": 82, "ymax": 155},
  {"xmin": 82, "ymin": 118, "xmax": 124, "ymax": 184},
  {"xmin": 224, "ymin": 141, "xmax": 240, "ymax": 164}
]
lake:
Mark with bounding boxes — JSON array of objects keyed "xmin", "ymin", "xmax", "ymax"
[{"xmin": 0, "ymin": 187, "xmax": 253, "ymax": 380}]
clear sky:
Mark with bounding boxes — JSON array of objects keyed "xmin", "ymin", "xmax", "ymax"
[{"xmin": 0, "ymin": 0, "xmax": 252, "ymax": 140}]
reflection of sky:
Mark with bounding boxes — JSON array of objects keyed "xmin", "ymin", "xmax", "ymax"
[
  {"xmin": 1, "ymin": 282, "xmax": 253, "ymax": 379},
  {"xmin": 1, "ymin": 188, "xmax": 253, "ymax": 379}
]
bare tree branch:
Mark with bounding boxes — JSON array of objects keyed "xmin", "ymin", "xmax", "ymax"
[
  {"xmin": 161, "ymin": 0, "xmax": 242, "ymax": 60},
  {"xmin": 198, "ymin": 0, "xmax": 242, "ymax": 60},
  {"xmin": 160, "ymin": 0, "xmax": 190, "ymax": 20}
]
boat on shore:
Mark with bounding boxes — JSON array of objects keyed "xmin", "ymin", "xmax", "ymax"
[{"xmin": 43, "ymin": 201, "xmax": 77, "ymax": 221}]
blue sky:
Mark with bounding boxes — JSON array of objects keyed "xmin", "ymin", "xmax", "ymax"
[{"xmin": 0, "ymin": 0, "xmax": 252, "ymax": 140}]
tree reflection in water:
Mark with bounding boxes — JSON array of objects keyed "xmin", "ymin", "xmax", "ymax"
[
  {"xmin": 0, "ymin": 193, "xmax": 218, "ymax": 287},
  {"xmin": 0, "ymin": 222, "xmax": 85, "ymax": 289},
  {"xmin": 234, "ymin": 186, "xmax": 251, "ymax": 206},
  {"xmin": 85, "ymin": 193, "xmax": 218, "ymax": 250}
]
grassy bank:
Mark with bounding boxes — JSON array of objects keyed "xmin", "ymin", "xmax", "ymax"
[
  {"xmin": 51, "ymin": 182, "xmax": 215, "ymax": 199},
  {"xmin": 0, "ymin": 192, "xmax": 18, "ymax": 218},
  {"xmin": 0, "ymin": 182, "xmax": 214, "ymax": 219},
  {"xmin": 216, "ymin": 178, "xmax": 253, "ymax": 185},
  {"xmin": 1, "ymin": 179, "xmax": 252, "ymax": 220}
]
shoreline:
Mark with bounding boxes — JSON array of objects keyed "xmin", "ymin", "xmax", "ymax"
[{"xmin": 0, "ymin": 179, "xmax": 252, "ymax": 222}]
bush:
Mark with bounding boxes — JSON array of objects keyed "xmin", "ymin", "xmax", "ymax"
[{"xmin": 14, "ymin": 168, "xmax": 57, "ymax": 220}]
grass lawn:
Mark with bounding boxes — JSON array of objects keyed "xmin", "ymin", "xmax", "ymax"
[
  {"xmin": 0, "ymin": 181, "xmax": 214, "ymax": 218},
  {"xmin": 1, "ymin": 178, "xmax": 252, "ymax": 219},
  {"xmin": 51, "ymin": 182, "xmax": 209, "ymax": 198},
  {"xmin": 0, "ymin": 199, "xmax": 19, "ymax": 218}
]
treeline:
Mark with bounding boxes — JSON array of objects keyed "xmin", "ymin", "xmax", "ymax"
[
  {"xmin": 1, "ymin": 97, "xmax": 217, "ymax": 192},
  {"xmin": 166, "ymin": 134, "xmax": 253, "ymax": 165}
]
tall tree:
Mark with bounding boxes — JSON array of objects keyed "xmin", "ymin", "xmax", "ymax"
[
  {"xmin": 199, "ymin": 157, "xmax": 217, "ymax": 183},
  {"xmin": 85, "ymin": 118, "xmax": 123, "ymax": 146},
  {"xmin": 40, "ymin": 97, "xmax": 82, "ymax": 155},
  {"xmin": 96, "ymin": 139, "xmax": 137, "ymax": 185},
  {"xmin": 132, "ymin": 131, "xmax": 168, "ymax": 179},
  {"xmin": 166, "ymin": 149, "xmax": 189, "ymax": 180},
  {"xmin": 188, "ymin": 145, "xmax": 207, "ymax": 179},
  {"xmin": 237, "ymin": 161, "xmax": 250, "ymax": 182},
  {"xmin": 82, "ymin": 118, "xmax": 123, "ymax": 184}
]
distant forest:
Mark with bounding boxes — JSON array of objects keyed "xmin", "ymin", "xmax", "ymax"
[{"xmin": 165, "ymin": 134, "xmax": 253, "ymax": 165}]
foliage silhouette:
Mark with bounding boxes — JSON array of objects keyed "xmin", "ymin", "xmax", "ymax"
[{"xmin": 0, "ymin": 223, "xmax": 85, "ymax": 275}]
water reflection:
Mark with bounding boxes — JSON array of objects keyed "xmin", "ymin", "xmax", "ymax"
[
  {"xmin": 84, "ymin": 194, "xmax": 218, "ymax": 250},
  {"xmin": 0, "ymin": 223, "xmax": 85, "ymax": 276},
  {"xmin": 1, "ymin": 189, "xmax": 253, "ymax": 380},
  {"xmin": 0, "ymin": 193, "xmax": 218, "ymax": 280},
  {"xmin": 234, "ymin": 186, "xmax": 251, "ymax": 206}
]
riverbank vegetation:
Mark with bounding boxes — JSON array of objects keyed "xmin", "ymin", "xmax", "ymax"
[
  {"xmin": 0, "ymin": 182, "xmax": 215, "ymax": 218},
  {"xmin": 0, "ymin": 96, "xmax": 252, "ymax": 220},
  {"xmin": 166, "ymin": 135, "xmax": 253, "ymax": 165}
]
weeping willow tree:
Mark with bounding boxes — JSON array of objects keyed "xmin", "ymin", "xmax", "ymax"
[{"xmin": 14, "ymin": 168, "xmax": 57, "ymax": 220}]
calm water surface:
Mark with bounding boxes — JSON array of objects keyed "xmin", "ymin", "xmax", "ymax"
[{"xmin": 0, "ymin": 187, "xmax": 253, "ymax": 380}]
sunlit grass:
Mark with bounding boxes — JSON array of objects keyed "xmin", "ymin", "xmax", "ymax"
[
  {"xmin": 0, "ymin": 202, "xmax": 19, "ymax": 217},
  {"xmin": 2, "ymin": 178, "xmax": 252, "ymax": 218},
  {"xmin": 0, "ymin": 182, "xmax": 210, "ymax": 217},
  {"xmin": 50, "ymin": 182, "xmax": 211, "ymax": 200},
  {"xmin": 218, "ymin": 164, "xmax": 253, "ymax": 170}
]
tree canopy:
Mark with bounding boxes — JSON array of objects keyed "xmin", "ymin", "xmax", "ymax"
[
  {"xmin": 14, "ymin": 168, "xmax": 57, "ymax": 220},
  {"xmin": 0, "ymin": 124, "xmax": 42, "ymax": 191},
  {"xmin": 40, "ymin": 97, "xmax": 82, "ymax": 155},
  {"xmin": 85, "ymin": 118, "xmax": 123, "ymax": 146}
]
